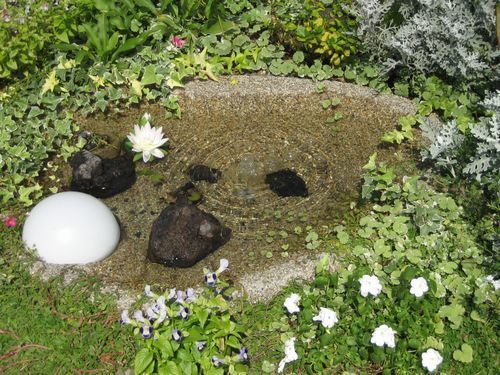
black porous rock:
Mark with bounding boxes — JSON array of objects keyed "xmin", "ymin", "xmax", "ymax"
[
  {"xmin": 188, "ymin": 164, "xmax": 221, "ymax": 183},
  {"xmin": 70, "ymin": 150, "xmax": 136, "ymax": 198},
  {"xmin": 148, "ymin": 203, "xmax": 231, "ymax": 268},
  {"xmin": 265, "ymin": 169, "xmax": 309, "ymax": 197}
]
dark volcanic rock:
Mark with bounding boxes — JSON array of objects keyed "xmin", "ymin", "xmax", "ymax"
[
  {"xmin": 188, "ymin": 165, "xmax": 221, "ymax": 183},
  {"xmin": 70, "ymin": 150, "xmax": 136, "ymax": 198},
  {"xmin": 265, "ymin": 169, "xmax": 309, "ymax": 197},
  {"xmin": 168, "ymin": 182, "xmax": 203, "ymax": 205},
  {"xmin": 148, "ymin": 203, "xmax": 231, "ymax": 268}
]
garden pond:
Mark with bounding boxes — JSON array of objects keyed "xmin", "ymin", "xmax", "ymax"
[{"xmin": 34, "ymin": 75, "xmax": 419, "ymax": 301}]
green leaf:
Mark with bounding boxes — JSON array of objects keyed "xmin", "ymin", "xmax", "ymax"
[
  {"xmin": 142, "ymin": 65, "xmax": 161, "ymax": 86},
  {"xmin": 453, "ymin": 344, "xmax": 473, "ymax": 363},
  {"xmin": 159, "ymin": 361, "xmax": 182, "ymax": 375},
  {"xmin": 292, "ymin": 51, "xmax": 305, "ymax": 64},
  {"xmin": 363, "ymin": 153, "xmax": 378, "ymax": 170},
  {"xmin": 438, "ymin": 303, "xmax": 465, "ymax": 329},
  {"xmin": 135, "ymin": 348, "xmax": 154, "ymax": 374},
  {"xmin": 195, "ymin": 308, "xmax": 209, "ymax": 328}
]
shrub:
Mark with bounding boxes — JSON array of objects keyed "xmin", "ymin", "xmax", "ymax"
[
  {"xmin": 421, "ymin": 90, "xmax": 500, "ymax": 184},
  {"xmin": 270, "ymin": 0, "xmax": 358, "ymax": 65},
  {"xmin": 352, "ymin": 0, "xmax": 498, "ymax": 84},
  {"xmin": 267, "ymin": 156, "xmax": 498, "ymax": 373},
  {"xmin": 0, "ymin": 0, "xmax": 92, "ymax": 82}
]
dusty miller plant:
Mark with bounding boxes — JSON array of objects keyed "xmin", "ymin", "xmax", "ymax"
[
  {"xmin": 421, "ymin": 90, "xmax": 500, "ymax": 183},
  {"xmin": 352, "ymin": 0, "xmax": 497, "ymax": 81}
]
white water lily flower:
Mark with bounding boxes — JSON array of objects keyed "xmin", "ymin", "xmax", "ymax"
[
  {"xmin": 370, "ymin": 324, "xmax": 396, "ymax": 348},
  {"xmin": 410, "ymin": 277, "xmax": 429, "ymax": 297},
  {"xmin": 278, "ymin": 337, "xmax": 298, "ymax": 373},
  {"xmin": 312, "ymin": 307, "xmax": 339, "ymax": 329},
  {"xmin": 422, "ymin": 348, "xmax": 443, "ymax": 372},
  {"xmin": 142, "ymin": 112, "xmax": 152, "ymax": 122},
  {"xmin": 127, "ymin": 122, "xmax": 168, "ymax": 163},
  {"xmin": 284, "ymin": 293, "xmax": 301, "ymax": 314},
  {"xmin": 359, "ymin": 275, "xmax": 382, "ymax": 297}
]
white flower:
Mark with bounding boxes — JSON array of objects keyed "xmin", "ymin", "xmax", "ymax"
[
  {"xmin": 284, "ymin": 293, "xmax": 301, "ymax": 314},
  {"xmin": 410, "ymin": 277, "xmax": 429, "ymax": 297},
  {"xmin": 127, "ymin": 122, "xmax": 168, "ymax": 163},
  {"xmin": 422, "ymin": 348, "xmax": 443, "ymax": 372},
  {"xmin": 312, "ymin": 307, "xmax": 339, "ymax": 329},
  {"xmin": 486, "ymin": 275, "xmax": 500, "ymax": 290},
  {"xmin": 142, "ymin": 112, "xmax": 152, "ymax": 122},
  {"xmin": 216, "ymin": 258, "xmax": 229, "ymax": 274},
  {"xmin": 359, "ymin": 275, "xmax": 382, "ymax": 297},
  {"xmin": 278, "ymin": 337, "xmax": 298, "ymax": 373},
  {"xmin": 370, "ymin": 324, "xmax": 396, "ymax": 348}
]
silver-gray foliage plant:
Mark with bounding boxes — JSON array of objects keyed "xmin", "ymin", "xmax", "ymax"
[
  {"xmin": 353, "ymin": 0, "xmax": 497, "ymax": 80},
  {"xmin": 421, "ymin": 90, "xmax": 500, "ymax": 183}
]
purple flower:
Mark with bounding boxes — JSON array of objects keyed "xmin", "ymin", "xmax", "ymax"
[
  {"xmin": 196, "ymin": 341, "xmax": 207, "ymax": 352},
  {"xmin": 120, "ymin": 310, "xmax": 131, "ymax": 325},
  {"xmin": 144, "ymin": 285, "xmax": 154, "ymax": 297},
  {"xmin": 133, "ymin": 310, "xmax": 146, "ymax": 323},
  {"xmin": 167, "ymin": 288, "xmax": 176, "ymax": 300},
  {"xmin": 175, "ymin": 290, "xmax": 186, "ymax": 304},
  {"xmin": 205, "ymin": 272, "xmax": 217, "ymax": 286},
  {"xmin": 238, "ymin": 347, "xmax": 249, "ymax": 362},
  {"xmin": 178, "ymin": 306, "xmax": 190, "ymax": 320},
  {"xmin": 140, "ymin": 325, "xmax": 153, "ymax": 339},
  {"xmin": 186, "ymin": 288, "xmax": 196, "ymax": 302},
  {"xmin": 211, "ymin": 356, "xmax": 224, "ymax": 368},
  {"xmin": 172, "ymin": 329, "xmax": 182, "ymax": 342},
  {"xmin": 2, "ymin": 11, "xmax": 11, "ymax": 23}
]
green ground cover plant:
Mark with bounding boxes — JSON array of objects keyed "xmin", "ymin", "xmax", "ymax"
[
  {"xmin": 0, "ymin": 224, "xmax": 135, "ymax": 373},
  {"xmin": 0, "ymin": 0, "xmax": 498, "ymax": 373},
  {"xmin": 242, "ymin": 156, "xmax": 499, "ymax": 373}
]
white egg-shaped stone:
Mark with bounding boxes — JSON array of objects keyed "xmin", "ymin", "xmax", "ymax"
[{"xmin": 22, "ymin": 192, "xmax": 120, "ymax": 264}]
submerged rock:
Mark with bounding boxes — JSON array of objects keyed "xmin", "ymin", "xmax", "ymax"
[
  {"xmin": 188, "ymin": 164, "xmax": 221, "ymax": 183},
  {"xmin": 70, "ymin": 150, "xmax": 136, "ymax": 198},
  {"xmin": 265, "ymin": 169, "xmax": 309, "ymax": 197},
  {"xmin": 168, "ymin": 182, "xmax": 203, "ymax": 205},
  {"xmin": 148, "ymin": 203, "xmax": 231, "ymax": 268}
]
